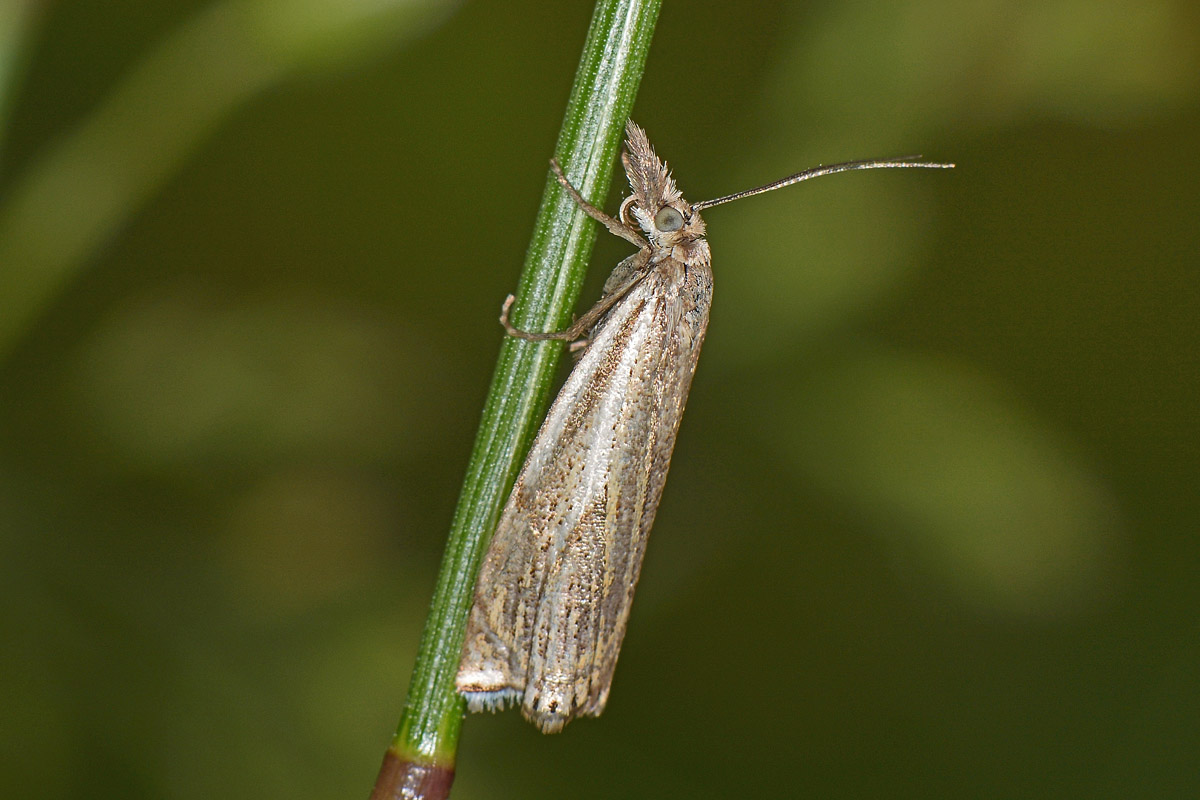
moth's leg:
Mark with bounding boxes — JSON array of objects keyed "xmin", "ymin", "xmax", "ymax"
[
  {"xmin": 499, "ymin": 260, "xmax": 651, "ymax": 343},
  {"xmin": 500, "ymin": 295, "xmax": 592, "ymax": 342},
  {"xmin": 550, "ymin": 159, "xmax": 646, "ymax": 248}
]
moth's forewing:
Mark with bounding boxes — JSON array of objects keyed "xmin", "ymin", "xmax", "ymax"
[{"xmin": 457, "ymin": 257, "xmax": 711, "ymax": 733}]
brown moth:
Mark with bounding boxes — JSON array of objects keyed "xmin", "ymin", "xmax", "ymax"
[{"xmin": 456, "ymin": 121, "xmax": 952, "ymax": 733}]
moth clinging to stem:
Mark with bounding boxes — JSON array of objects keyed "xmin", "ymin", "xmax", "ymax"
[{"xmin": 456, "ymin": 121, "xmax": 952, "ymax": 733}]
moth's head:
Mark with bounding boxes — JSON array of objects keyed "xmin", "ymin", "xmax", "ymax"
[{"xmin": 621, "ymin": 121, "xmax": 706, "ymax": 248}]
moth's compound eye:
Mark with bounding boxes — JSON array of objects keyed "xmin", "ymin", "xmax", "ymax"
[{"xmin": 655, "ymin": 206, "xmax": 684, "ymax": 232}]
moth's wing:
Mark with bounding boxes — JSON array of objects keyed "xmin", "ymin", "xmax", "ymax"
[
  {"xmin": 522, "ymin": 259, "xmax": 712, "ymax": 730},
  {"xmin": 582, "ymin": 258, "xmax": 711, "ymax": 716},
  {"xmin": 519, "ymin": 273, "xmax": 686, "ymax": 732},
  {"xmin": 457, "ymin": 257, "xmax": 712, "ymax": 733},
  {"xmin": 455, "ymin": 275, "xmax": 657, "ymax": 718}
]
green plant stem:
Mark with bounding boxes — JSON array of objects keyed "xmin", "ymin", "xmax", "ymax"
[{"xmin": 374, "ymin": 0, "xmax": 661, "ymax": 794}]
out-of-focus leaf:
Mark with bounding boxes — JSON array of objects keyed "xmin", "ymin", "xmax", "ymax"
[
  {"xmin": 0, "ymin": 0, "xmax": 42, "ymax": 159},
  {"xmin": 712, "ymin": 174, "xmax": 942, "ymax": 358},
  {"xmin": 766, "ymin": 346, "xmax": 1119, "ymax": 615},
  {"xmin": 70, "ymin": 287, "xmax": 437, "ymax": 468},
  {"xmin": 0, "ymin": 0, "xmax": 459, "ymax": 361},
  {"xmin": 766, "ymin": 0, "xmax": 1199, "ymax": 140}
]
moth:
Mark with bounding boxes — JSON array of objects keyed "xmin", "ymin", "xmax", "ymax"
[{"xmin": 456, "ymin": 121, "xmax": 951, "ymax": 733}]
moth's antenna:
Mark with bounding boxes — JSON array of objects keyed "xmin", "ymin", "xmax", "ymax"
[{"xmin": 693, "ymin": 158, "xmax": 954, "ymax": 211}]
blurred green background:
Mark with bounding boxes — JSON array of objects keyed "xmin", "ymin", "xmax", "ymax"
[{"xmin": 2, "ymin": 0, "xmax": 1198, "ymax": 797}]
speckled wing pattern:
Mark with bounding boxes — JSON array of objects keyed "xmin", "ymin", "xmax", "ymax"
[{"xmin": 456, "ymin": 256, "xmax": 710, "ymax": 733}]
